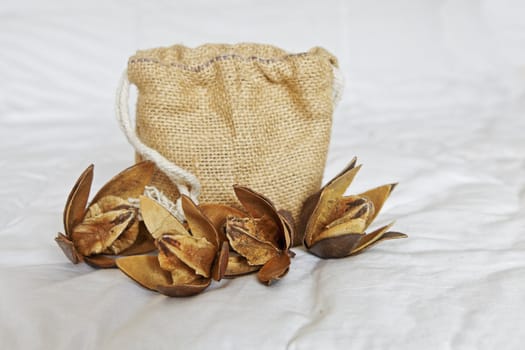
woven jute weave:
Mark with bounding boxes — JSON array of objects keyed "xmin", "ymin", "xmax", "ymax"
[{"xmin": 127, "ymin": 43, "xmax": 338, "ymax": 246}]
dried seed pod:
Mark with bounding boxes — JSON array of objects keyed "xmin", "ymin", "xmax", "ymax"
[
  {"xmin": 233, "ymin": 186, "xmax": 288, "ymax": 250},
  {"xmin": 55, "ymin": 161, "xmax": 156, "ymax": 267},
  {"xmin": 257, "ymin": 253, "xmax": 291, "ymax": 286},
  {"xmin": 218, "ymin": 185, "xmax": 294, "ymax": 285},
  {"xmin": 302, "ymin": 157, "xmax": 407, "ymax": 259},
  {"xmin": 198, "ymin": 186, "xmax": 294, "ymax": 285},
  {"xmin": 116, "ymin": 195, "xmax": 223, "ymax": 297}
]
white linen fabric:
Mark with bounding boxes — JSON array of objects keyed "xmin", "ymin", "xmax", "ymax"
[{"xmin": 1, "ymin": 1, "xmax": 524, "ymax": 349}]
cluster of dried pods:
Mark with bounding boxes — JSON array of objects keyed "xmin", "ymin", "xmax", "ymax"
[{"xmin": 55, "ymin": 157, "xmax": 406, "ymax": 297}]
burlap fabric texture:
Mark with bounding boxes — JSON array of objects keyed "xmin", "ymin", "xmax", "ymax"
[{"xmin": 127, "ymin": 43, "xmax": 339, "ymax": 246}]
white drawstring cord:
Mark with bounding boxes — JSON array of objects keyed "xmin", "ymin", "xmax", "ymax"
[{"xmin": 115, "ymin": 71, "xmax": 201, "ymax": 221}]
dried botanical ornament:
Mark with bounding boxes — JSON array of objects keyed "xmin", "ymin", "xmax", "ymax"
[
  {"xmin": 117, "ymin": 186, "xmax": 294, "ymax": 297},
  {"xmin": 55, "ymin": 161, "xmax": 156, "ymax": 268},
  {"xmin": 301, "ymin": 157, "xmax": 407, "ymax": 259},
  {"xmin": 55, "ymin": 156, "xmax": 405, "ymax": 296},
  {"xmin": 116, "ymin": 195, "xmax": 228, "ymax": 297},
  {"xmin": 200, "ymin": 186, "xmax": 295, "ymax": 285}
]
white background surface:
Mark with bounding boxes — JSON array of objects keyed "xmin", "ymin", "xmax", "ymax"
[{"xmin": 1, "ymin": 0, "xmax": 525, "ymax": 349}]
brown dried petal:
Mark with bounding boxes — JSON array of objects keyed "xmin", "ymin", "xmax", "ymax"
[
  {"xmin": 325, "ymin": 163, "xmax": 362, "ymax": 199},
  {"xmin": 71, "ymin": 209, "xmax": 135, "ymax": 256},
  {"xmin": 257, "ymin": 253, "xmax": 291, "ymax": 285},
  {"xmin": 157, "ymin": 240, "xmax": 199, "ymax": 285},
  {"xmin": 55, "ymin": 233, "xmax": 82, "ymax": 264},
  {"xmin": 233, "ymin": 186, "xmax": 285, "ymax": 249},
  {"xmin": 181, "ymin": 195, "xmax": 218, "ymax": 248},
  {"xmin": 327, "ymin": 195, "xmax": 374, "ymax": 228},
  {"xmin": 158, "ymin": 234, "xmax": 216, "ymax": 278},
  {"xmin": 304, "ymin": 165, "xmax": 362, "ymax": 247},
  {"xmin": 86, "ymin": 195, "xmax": 132, "ymax": 218},
  {"xmin": 307, "ymin": 233, "xmax": 363, "ymax": 258},
  {"xmin": 226, "ymin": 218, "xmax": 280, "ymax": 266},
  {"xmin": 298, "ymin": 192, "xmax": 322, "ymax": 246},
  {"xmin": 358, "ymin": 183, "xmax": 397, "ymax": 226},
  {"xmin": 103, "ymin": 218, "xmax": 140, "ymax": 255},
  {"xmin": 120, "ymin": 221, "xmax": 156, "ymax": 256},
  {"xmin": 254, "ymin": 215, "xmax": 279, "ymax": 244},
  {"xmin": 199, "ymin": 204, "xmax": 246, "ymax": 244},
  {"xmin": 84, "ymin": 255, "xmax": 117, "ymax": 268},
  {"xmin": 300, "ymin": 158, "xmax": 359, "ymax": 236},
  {"xmin": 313, "ymin": 218, "xmax": 368, "ymax": 244},
  {"xmin": 116, "ymin": 255, "xmax": 173, "ymax": 291},
  {"xmin": 323, "ymin": 203, "xmax": 373, "ymax": 238},
  {"xmin": 82, "ymin": 195, "xmax": 140, "ymax": 255},
  {"xmin": 117, "ymin": 255, "xmax": 210, "ymax": 297},
  {"xmin": 63, "ymin": 164, "xmax": 94, "ymax": 236},
  {"xmin": 323, "ymin": 157, "xmax": 358, "ymax": 191},
  {"xmin": 308, "ymin": 224, "xmax": 407, "ymax": 259},
  {"xmin": 350, "ymin": 224, "xmax": 407, "ymax": 255},
  {"xmin": 224, "ymin": 254, "xmax": 260, "ymax": 278},
  {"xmin": 277, "ymin": 210, "xmax": 294, "ymax": 251},
  {"xmin": 89, "ymin": 161, "xmax": 155, "ymax": 206},
  {"xmin": 140, "ymin": 196, "xmax": 187, "ymax": 239},
  {"xmin": 155, "ymin": 278, "xmax": 211, "ymax": 297},
  {"xmin": 170, "ymin": 265, "xmax": 202, "ymax": 285},
  {"xmin": 211, "ymin": 241, "xmax": 229, "ymax": 281}
]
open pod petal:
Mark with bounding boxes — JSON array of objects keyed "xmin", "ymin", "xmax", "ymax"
[
  {"xmin": 55, "ymin": 233, "xmax": 82, "ymax": 264},
  {"xmin": 181, "ymin": 195, "xmax": 219, "ymax": 249},
  {"xmin": 75, "ymin": 222, "xmax": 156, "ymax": 269},
  {"xmin": 117, "ymin": 255, "xmax": 211, "ymax": 297},
  {"xmin": 233, "ymin": 186, "xmax": 286, "ymax": 250},
  {"xmin": 211, "ymin": 241, "xmax": 229, "ymax": 281},
  {"xmin": 325, "ymin": 162, "xmax": 362, "ymax": 198},
  {"xmin": 86, "ymin": 195, "xmax": 132, "ymax": 218},
  {"xmin": 89, "ymin": 161, "xmax": 155, "ymax": 206},
  {"xmin": 257, "ymin": 253, "xmax": 291, "ymax": 286},
  {"xmin": 63, "ymin": 164, "xmax": 94, "ymax": 236},
  {"xmin": 103, "ymin": 217, "xmax": 140, "ymax": 255},
  {"xmin": 277, "ymin": 210, "xmax": 294, "ymax": 251},
  {"xmin": 298, "ymin": 194, "xmax": 321, "ymax": 246},
  {"xmin": 307, "ymin": 223, "xmax": 407, "ymax": 259},
  {"xmin": 157, "ymin": 245, "xmax": 200, "ymax": 285},
  {"xmin": 224, "ymin": 254, "xmax": 260, "ymax": 278},
  {"xmin": 140, "ymin": 196, "xmax": 188, "ymax": 239},
  {"xmin": 304, "ymin": 164, "xmax": 362, "ymax": 248},
  {"xmin": 158, "ymin": 234, "xmax": 216, "ymax": 278},
  {"xmin": 155, "ymin": 279, "xmax": 212, "ymax": 297},
  {"xmin": 199, "ymin": 203, "xmax": 246, "ymax": 244},
  {"xmin": 84, "ymin": 255, "xmax": 118, "ymax": 268},
  {"xmin": 307, "ymin": 233, "xmax": 363, "ymax": 259},
  {"xmin": 299, "ymin": 158, "xmax": 358, "ymax": 244},
  {"xmin": 358, "ymin": 183, "xmax": 397, "ymax": 226},
  {"xmin": 328, "ymin": 196, "xmax": 374, "ymax": 228},
  {"xmin": 324, "ymin": 157, "xmax": 359, "ymax": 190},
  {"xmin": 350, "ymin": 225, "xmax": 407, "ymax": 255},
  {"xmin": 226, "ymin": 218, "xmax": 280, "ymax": 266},
  {"xmin": 314, "ymin": 218, "xmax": 368, "ymax": 243},
  {"xmin": 119, "ymin": 222, "xmax": 156, "ymax": 256},
  {"xmin": 70, "ymin": 209, "xmax": 135, "ymax": 256},
  {"xmin": 117, "ymin": 255, "xmax": 172, "ymax": 291}
]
